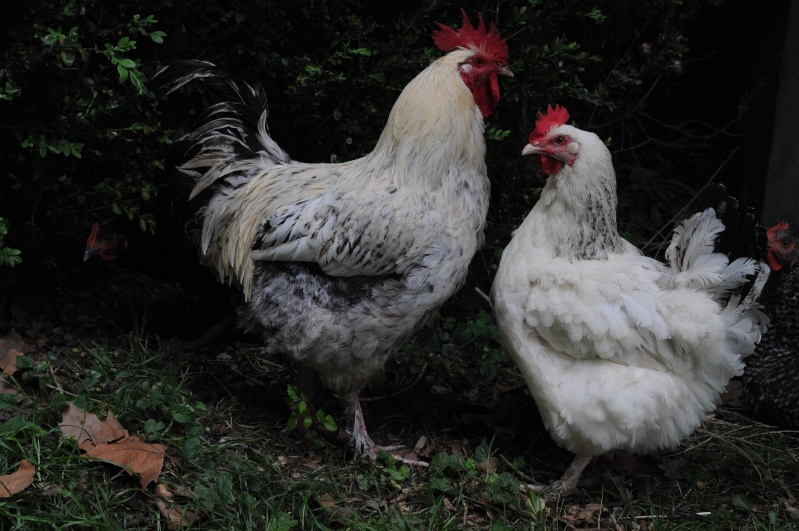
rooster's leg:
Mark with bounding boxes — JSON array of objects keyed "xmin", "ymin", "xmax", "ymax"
[
  {"xmin": 524, "ymin": 453, "xmax": 592, "ymax": 501},
  {"xmin": 343, "ymin": 393, "xmax": 429, "ymax": 468}
]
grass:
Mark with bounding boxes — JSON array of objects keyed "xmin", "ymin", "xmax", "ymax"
[{"xmin": 0, "ymin": 281, "xmax": 797, "ymax": 530}]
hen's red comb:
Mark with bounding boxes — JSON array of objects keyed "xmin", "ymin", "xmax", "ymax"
[
  {"xmin": 432, "ymin": 9, "xmax": 508, "ymax": 62},
  {"xmin": 767, "ymin": 220, "xmax": 790, "ymax": 241},
  {"xmin": 530, "ymin": 104, "xmax": 570, "ymax": 140},
  {"xmin": 86, "ymin": 222, "xmax": 100, "ymax": 246}
]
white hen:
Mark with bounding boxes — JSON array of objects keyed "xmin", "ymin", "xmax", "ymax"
[{"xmin": 490, "ymin": 105, "xmax": 769, "ymax": 498}]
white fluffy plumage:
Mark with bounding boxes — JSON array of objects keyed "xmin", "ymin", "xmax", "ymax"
[{"xmin": 490, "ymin": 113, "xmax": 769, "ymax": 498}]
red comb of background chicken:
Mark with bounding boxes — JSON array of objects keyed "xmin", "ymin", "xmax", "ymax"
[
  {"xmin": 530, "ymin": 104, "xmax": 570, "ymax": 142},
  {"xmin": 767, "ymin": 220, "xmax": 790, "ymax": 242},
  {"xmin": 432, "ymin": 9, "xmax": 509, "ymax": 63}
]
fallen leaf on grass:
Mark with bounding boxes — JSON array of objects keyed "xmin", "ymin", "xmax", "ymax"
[
  {"xmin": 60, "ymin": 403, "xmax": 166, "ymax": 489},
  {"xmin": 59, "ymin": 403, "xmax": 127, "ymax": 445},
  {"xmin": 154, "ymin": 482, "xmax": 195, "ymax": 529},
  {"xmin": 0, "ymin": 333, "xmax": 25, "ymax": 361},
  {"xmin": 0, "ymin": 348, "xmax": 22, "ymax": 376},
  {"xmin": 79, "ymin": 436, "xmax": 166, "ymax": 489},
  {"xmin": 318, "ymin": 492, "xmax": 337, "ymax": 508},
  {"xmin": 0, "ymin": 460, "xmax": 35, "ymax": 498},
  {"xmin": 0, "ymin": 343, "xmax": 25, "ymax": 396}
]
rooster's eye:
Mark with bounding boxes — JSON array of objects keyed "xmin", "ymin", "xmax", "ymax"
[
  {"xmin": 474, "ymin": 58, "xmax": 483, "ymax": 66},
  {"xmin": 553, "ymin": 136, "xmax": 566, "ymax": 145}
]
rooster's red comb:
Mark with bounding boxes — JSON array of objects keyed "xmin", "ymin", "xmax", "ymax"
[
  {"xmin": 767, "ymin": 220, "xmax": 791, "ymax": 241},
  {"xmin": 432, "ymin": 9, "xmax": 508, "ymax": 62},
  {"xmin": 530, "ymin": 104, "xmax": 570, "ymax": 140}
]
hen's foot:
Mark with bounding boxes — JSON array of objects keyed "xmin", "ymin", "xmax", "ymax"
[{"xmin": 522, "ymin": 454, "xmax": 592, "ymax": 501}]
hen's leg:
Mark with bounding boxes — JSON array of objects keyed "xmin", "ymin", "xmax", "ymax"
[
  {"xmin": 524, "ymin": 453, "xmax": 592, "ymax": 501},
  {"xmin": 343, "ymin": 393, "xmax": 428, "ymax": 468}
]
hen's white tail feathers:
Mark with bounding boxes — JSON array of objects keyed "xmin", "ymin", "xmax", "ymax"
[
  {"xmin": 664, "ymin": 206, "xmax": 770, "ymax": 357},
  {"xmin": 665, "ymin": 209, "xmax": 728, "ymax": 289}
]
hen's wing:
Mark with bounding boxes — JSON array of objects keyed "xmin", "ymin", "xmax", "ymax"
[
  {"xmin": 523, "ymin": 209, "xmax": 765, "ymax": 373},
  {"xmin": 522, "ymin": 249, "xmax": 713, "ymax": 373}
]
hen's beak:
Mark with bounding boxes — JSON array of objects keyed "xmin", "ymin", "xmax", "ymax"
[
  {"xmin": 499, "ymin": 65, "xmax": 514, "ymax": 78},
  {"xmin": 83, "ymin": 247, "xmax": 100, "ymax": 262},
  {"xmin": 522, "ymin": 143, "xmax": 538, "ymax": 156}
]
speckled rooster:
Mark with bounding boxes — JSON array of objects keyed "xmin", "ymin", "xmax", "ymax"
[
  {"xmin": 491, "ymin": 105, "xmax": 769, "ymax": 498},
  {"xmin": 153, "ymin": 11, "xmax": 511, "ymax": 464}
]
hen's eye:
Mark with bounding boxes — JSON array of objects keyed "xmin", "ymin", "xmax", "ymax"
[
  {"xmin": 474, "ymin": 58, "xmax": 483, "ymax": 66},
  {"xmin": 553, "ymin": 136, "xmax": 566, "ymax": 145}
]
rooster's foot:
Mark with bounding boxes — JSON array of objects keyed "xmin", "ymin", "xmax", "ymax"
[{"xmin": 346, "ymin": 396, "xmax": 428, "ymax": 468}]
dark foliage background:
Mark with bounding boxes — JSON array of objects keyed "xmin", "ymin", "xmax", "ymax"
[{"xmin": 0, "ymin": 0, "xmax": 785, "ymax": 282}]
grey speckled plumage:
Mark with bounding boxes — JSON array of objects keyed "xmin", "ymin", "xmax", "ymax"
[
  {"xmin": 152, "ymin": 47, "xmax": 504, "ymax": 462},
  {"xmin": 742, "ymin": 226, "xmax": 799, "ymax": 428}
]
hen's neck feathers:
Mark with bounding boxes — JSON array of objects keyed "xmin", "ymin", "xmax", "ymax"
[{"xmin": 535, "ymin": 126, "xmax": 625, "ymax": 260}]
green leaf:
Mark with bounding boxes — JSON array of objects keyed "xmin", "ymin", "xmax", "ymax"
[
  {"xmin": 15, "ymin": 355, "xmax": 34, "ymax": 369},
  {"xmin": 0, "ymin": 394, "xmax": 19, "ymax": 409},
  {"xmin": 322, "ymin": 415, "xmax": 337, "ymax": 432},
  {"xmin": 0, "ymin": 415, "xmax": 31, "ymax": 436},
  {"xmin": 117, "ymin": 64, "xmax": 129, "ymax": 83},
  {"xmin": 181, "ymin": 436, "xmax": 203, "ymax": 459},
  {"xmin": 287, "ymin": 385, "xmax": 298, "ymax": 401},
  {"xmin": 732, "ymin": 493, "xmax": 754, "ymax": 510},
  {"xmin": 60, "ymin": 50, "xmax": 76, "ymax": 67},
  {"xmin": 172, "ymin": 410, "xmax": 192, "ymax": 423}
]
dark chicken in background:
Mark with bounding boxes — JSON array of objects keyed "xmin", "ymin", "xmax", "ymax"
[
  {"xmin": 83, "ymin": 203, "xmax": 235, "ymax": 344},
  {"xmin": 152, "ymin": 11, "xmax": 511, "ymax": 464},
  {"xmin": 84, "ymin": 223, "xmax": 128, "ymax": 263},
  {"xmin": 741, "ymin": 221, "xmax": 799, "ymax": 428}
]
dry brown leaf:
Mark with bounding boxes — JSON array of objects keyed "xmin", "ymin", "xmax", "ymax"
[
  {"xmin": 0, "ymin": 333, "xmax": 25, "ymax": 358},
  {"xmin": 59, "ymin": 403, "xmax": 128, "ymax": 445},
  {"xmin": 79, "ymin": 435, "xmax": 165, "ymax": 489},
  {"xmin": 155, "ymin": 483, "xmax": 195, "ymax": 529},
  {"xmin": 318, "ymin": 492, "xmax": 336, "ymax": 508},
  {"xmin": 0, "ymin": 348, "xmax": 22, "ymax": 376},
  {"xmin": 0, "ymin": 460, "xmax": 36, "ymax": 498}
]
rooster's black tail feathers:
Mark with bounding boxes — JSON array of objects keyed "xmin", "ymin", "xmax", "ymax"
[{"xmin": 152, "ymin": 60, "xmax": 292, "ymax": 252}]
